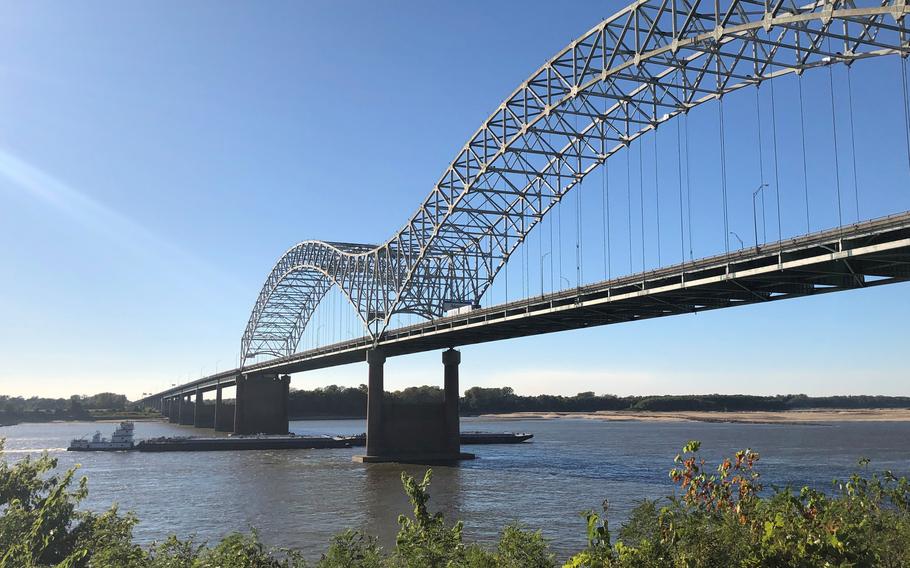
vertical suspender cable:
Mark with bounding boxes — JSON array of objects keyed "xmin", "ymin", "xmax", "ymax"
[
  {"xmin": 755, "ymin": 84, "xmax": 767, "ymax": 244},
  {"xmin": 558, "ymin": 196, "xmax": 563, "ymax": 288},
  {"xmin": 654, "ymin": 129, "xmax": 662, "ymax": 267},
  {"xmin": 639, "ymin": 139, "xmax": 646, "ymax": 271},
  {"xmin": 505, "ymin": 237, "xmax": 509, "ymax": 303},
  {"xmin": 627, "ymin": 145, "xmax": 633, "ymax": 274},
  {"xmin": 523, "ymin": 218, "xmax": 528, "ymax": 299},
  {"xmin": 676, "ymin": 74, "xmax": 685, "ymax": 265},
  {"xmin": 685, "ymin": 112, "xmax": 693, "ymax": 261},
  {"xmin": 827, "ymin": 44, "xmax": 844, "ymax": 230},
  {"xmin": 602, "ymin": 88, "xmax": 611, "ymax": 281},
  {"xmin": 538, "ymin": 205, "xmax": 543, "ymax": 296},
  {"xmin": 797, "ymin": 74, "xmax": 811, "ymax": 233},
  {"xmin": 769, "ymin": 73, "xmax": 783, "ymax": 243},
  {"xmin": 846, "ymin": 64, "xmax": 860, "ymax": 220},
  {"xmin": 603, "ymin": 156, "xmax": 611, "ymax": 281},
  {"xmin": 676, "ymin": 109, "xmax": 685, "ymax": 265},
  {"xmin": 901, "ymin": 54, "xmax": 910, "ymax": 175},
  {"xmin": 549, "ymin": 194, "xmax": 554, "ymax": 292},
  {"xmin": 719, "ymin": 97, "xmax": 730, "ymax": 255},
  {"xmin": 576, "ymin": 173, "xmax": 582, "ymax": 287},
  {"xmin": 575, "ymin": 107, "xmax": 582, "ymax": 287}
]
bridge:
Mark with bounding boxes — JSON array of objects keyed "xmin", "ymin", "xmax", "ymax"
[{"xmin": 139, "ymin": 0, "xmax": 910, "ymax": 463}]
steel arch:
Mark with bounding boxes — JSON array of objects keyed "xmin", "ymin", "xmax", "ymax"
[{"xmin": 242, "ymin": 0, "xmax": 910, "ymax": 363}]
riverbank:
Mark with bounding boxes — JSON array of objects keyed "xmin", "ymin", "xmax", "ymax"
[
  {"xmin": 479, "ymin": 408, "xmax": 910, "ymax": 424},
  {"xmin": 0, "ymin": 411, "xmax": 161, "ymax": 427}
]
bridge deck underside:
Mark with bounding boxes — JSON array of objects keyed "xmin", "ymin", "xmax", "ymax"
[{"xmin": 147, "ymin": 213, "xmax": 910, "ymax": 400}]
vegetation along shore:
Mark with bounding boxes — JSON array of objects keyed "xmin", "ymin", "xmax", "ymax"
[
  {"xmin": 2, "ymin": 437, "xmax": 908, "ymax": 566},
  {"xmin": 4, "ymin": 389, "xmax": 910, "ymax": 425}
]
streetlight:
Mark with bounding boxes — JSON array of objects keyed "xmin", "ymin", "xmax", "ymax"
[
  {"xmin": 560, "ymin": 275, "xmax": 570, "ymax": 290},
  {"xmin": 752, "ymin": 183, "xmax": 769, "ymax": 248},
  {"xmin": 729, "ymin": 231, "xmax": 745, "ymax": 250},
  {"xmin": 540, "ymin": 251, "xmax": 551, "ymax": 296}
]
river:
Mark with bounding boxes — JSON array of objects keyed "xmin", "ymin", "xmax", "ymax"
[{"xmin": 2, "ymin": 417, "xmax": 909, "ymax": 559}]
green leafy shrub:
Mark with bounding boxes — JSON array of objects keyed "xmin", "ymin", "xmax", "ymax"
[
  {"xmin": 317, "ymin": 530, "xmax": 383, "ymax": 568},
  {"xmin": 564, "ymin": 440, "xmax": 910, "ymax": 567}
]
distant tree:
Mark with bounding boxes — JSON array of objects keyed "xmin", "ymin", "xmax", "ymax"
[{"xmin": 81, "ymin": 392, "xmax": 129, "ymax": 410}]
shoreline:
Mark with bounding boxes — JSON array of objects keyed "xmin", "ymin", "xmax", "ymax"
[
  {"xmin": 6, "ymin": 408, "xmax": 910, "ymax": 427},
  {"xmin": 477, "ymin": 408, "xmax": 910, "ymax": 424}
]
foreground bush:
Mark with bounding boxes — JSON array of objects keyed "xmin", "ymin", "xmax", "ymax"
[{"xmin": 1, "ymin": 438, "xmax": 908, "ymax": 567}]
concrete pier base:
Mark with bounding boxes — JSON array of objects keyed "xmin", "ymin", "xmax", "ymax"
[
  {"xmin": 215, "ymin": 403, "xmax": 235, "ymax": 431},
  {"xmin": 355, "ymin": 348, "xmax": 473, "ymax": 464},
  {"xmin": 179, "ymin": 397, "xmax": 194, "ymax": 425},
  {"xmin": 352, "ymin": 453, "xmax": 475, "ymax": 464},
  {"xmin": 213, "ymin": 386, "xmax": 235, "ymax": 432},
  {"xmin": 193, "ymin": 402, "xmax": 215, "ymax": 428},
  {"xmin": 166, "ymin": 398, "xmax": 178, "ymax": 423},
  {"xmin": 233, "ymin": 374, "xmax": 289, "ymax": 435}
]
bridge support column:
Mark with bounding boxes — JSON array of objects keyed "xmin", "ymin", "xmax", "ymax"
[
  {"xmin": 167, "ymin": 398, "xmax": 178, "ymax": 423},
  {"xmin": 365, "ymin": 349, "xmax": 386, "ymax": 457},
  {"xmin": 179, "ymin": 395, "xmax": 194, "ymax": 425},
  {"xmin": 354, "ymin": 348, "xmax": 473, "ymax": 464},
  {"xmin": 193, "ymin": 389, "xmax": 215, "ymax": 428},
  {"xmin": 233, "ymin": 374, "xmax": 289, "ymax": 435},
  {"xmin": 213, "ymin": 385, "xmax": 235, "ymax": 432},
  {"xmin": 443, "ymin": 348, "xmax": 461, "ymax": 456}
]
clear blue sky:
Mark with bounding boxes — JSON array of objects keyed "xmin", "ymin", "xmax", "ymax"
[{"xmin": 1, "ymin": 1, "xmax": 908, "ymax": 400}]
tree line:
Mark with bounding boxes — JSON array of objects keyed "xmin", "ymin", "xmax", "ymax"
[
  {"xmin": 3, "ymin": 389, "xmax": 908, "ymax": 425},
  {"xmin": 285, "ymin": 385, "xmax": 910, "ymax": 419},
  {"xmin": 0, "ymin": 393, "xmax": 129, "ymax": 426}
]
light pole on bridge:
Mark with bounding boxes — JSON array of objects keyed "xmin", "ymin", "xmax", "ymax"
[
  {"xmin": 753, "ymin": 183, "xmax": 769, "ymax": 249},
  {"xmin": 729, "ymin": 231, "xmax": 745, "ymax": 250},
  {"xmin": 540, "ymin": 251, "xmax": 551, "ymax": 296}
]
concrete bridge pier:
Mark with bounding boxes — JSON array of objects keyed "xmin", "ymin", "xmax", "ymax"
[
  {"xmin": 365, "ymin": 349, "xmax": 386, "ymax": 457},
  {"xmin": 443, "ymin": 348, "xmax": 461, "ymax": 456},
  {"xmin": 179, "ymin": 394, "xmax": 194, "ymax": 426},
  {"xmin": 354, "ymin": 348, "xmax": 473, "ymax": 464},
  {"xmin": 165, "ymin": 397, "xmax": 177, "ymax": 423},
  {"xmin": 233, "ymin": 374, "xmax": 289, "ymax": 434},
  {"xmin": 213, "ymin": 385, "xmax": 235, "ymax": 432},
  {"xmin": 193, "ymin": 389, "xmax": 215, "ymax": 428}
]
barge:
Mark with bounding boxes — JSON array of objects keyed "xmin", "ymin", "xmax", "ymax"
[
  {"xmin": 461, "ymin": 432, "xmax": 533, "ymax": 444},
  {"xmin": 136, "ymin": 434, "xmax": 351, "ymax": 452},
  {"xmin": 342, "ymin": 432, "xmax": 533, "ymax": 447},
  {"xmin": 67, "ymin": 423, "xmax": 532, "ymax": 453}
]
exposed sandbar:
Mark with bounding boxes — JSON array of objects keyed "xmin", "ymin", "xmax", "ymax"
[{"xmin": 478, "ymin": 408, "xmax": 910, "ymax": 424}]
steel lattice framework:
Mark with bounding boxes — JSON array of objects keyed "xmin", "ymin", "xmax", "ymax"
[{"xmin": 241, "ymin": 0, "xmax": 910, "ymax": 363}]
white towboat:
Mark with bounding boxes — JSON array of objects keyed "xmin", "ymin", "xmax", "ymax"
[{"xmin": 67, "ymin": 421, "xmax": 135, "ymax": 451}]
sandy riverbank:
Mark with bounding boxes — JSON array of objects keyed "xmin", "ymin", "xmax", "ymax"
[{"xmin": 479, "ymin": 408, "xmax": 910, "ymax": 424}]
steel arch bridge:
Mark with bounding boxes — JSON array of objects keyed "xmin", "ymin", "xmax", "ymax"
[{"xmin": 241, "ymin": 0, "xmax": 910, "ymax": 364}]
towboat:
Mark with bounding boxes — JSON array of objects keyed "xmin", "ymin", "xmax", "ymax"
[{"xmin": 68, "ymin": 421, "xmax": 135, "ymax": 451}]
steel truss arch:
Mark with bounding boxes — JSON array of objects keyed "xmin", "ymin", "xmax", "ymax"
[
  {"xmin": 242, "ymin": 0, "xmax": 910, "ymax": 363},
  {"xmin": 241, "ymin": 241, "xmax": 379, "ymax": 361}
]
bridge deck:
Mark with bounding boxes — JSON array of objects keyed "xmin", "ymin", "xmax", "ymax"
[{"xmin": 143, "ymin": 211, "xmax": 910, "ymax": 402}]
